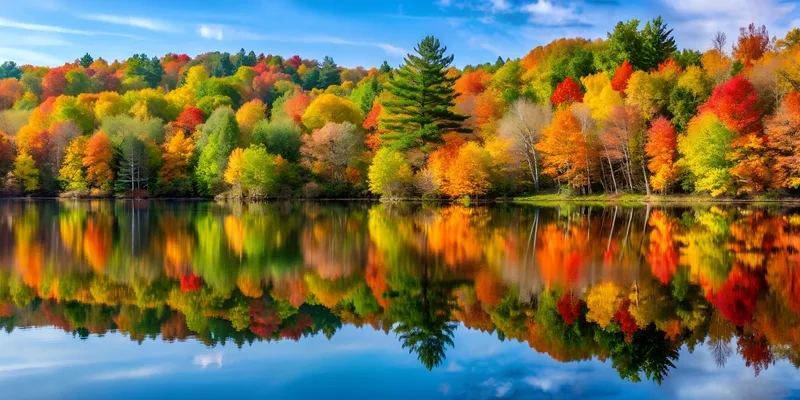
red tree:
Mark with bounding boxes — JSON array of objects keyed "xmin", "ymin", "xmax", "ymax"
[
  {"xmin": 700, "ymin": 75, "xmax": 761, "ymax": 134},
  {"xmin": 556, "ymin": 293, "xmax": 585, "ymax": 325},
  {"xmin": 550, "ymin": 77, "xmax": 583, "ymax": 106},
  {"xmin": 708, "ymin": 269, "xmax": 762, "ymax": 326},
  {"xmin": 174, "ymin": 106, "xmax": 205, "ymax": 134},
  {"xmin": 41, "ymin": 66, "xmax": 67, "ymax": 99},
  {"xmin": 610, "ymin": 60, "xmax": 633, "ymax": 93}
]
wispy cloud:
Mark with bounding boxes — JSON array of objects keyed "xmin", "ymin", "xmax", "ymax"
[
  {"xmin": 79, "ymin": 14, "xmax": 176, "ymax": 33},
  {"xmin": 194, "ymin": 26, "xmax": 408, "ymax": 57},
  {"xmin": 0, "ymin": 47, "xmax": 64, "ymax": 66},
  {"xmin": 2, "ymin": 34, "xmax": 73, "ymax": 47},
  {"xmin": 0, "ymin": 17, "xmax": 141, "ymax": 38},
  {"xmin": 88, "ymin": 366, "xmax": 166, "ymax": 381}
]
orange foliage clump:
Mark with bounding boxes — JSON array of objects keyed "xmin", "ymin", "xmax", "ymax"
[
  {"xmin": 83, "ymin": 131, "xmax": 114, "ymax": 189},
  {"xmin": 454, "ymin": 70, "xmax": 491, "ymax": 100},
  {"xmin": 733, "ymin": 23, "xmax": 772, "ymax": 66}
]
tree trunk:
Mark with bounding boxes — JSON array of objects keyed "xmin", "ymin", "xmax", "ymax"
[
  {"xmin": 641, "ymin": 161, "xmax": 651, "ymax": 196},
  {"xmin": 606, "ymin": 155, "xmax": 618, "ymax": 193},
  {"xmin": 532, "ymin": 148, "xmax": 540, "ymax": 192}
]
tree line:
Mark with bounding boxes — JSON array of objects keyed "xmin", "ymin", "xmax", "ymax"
[{"xmin": 0, "ymin": 20, "xmax": 800, "ymax": 198}]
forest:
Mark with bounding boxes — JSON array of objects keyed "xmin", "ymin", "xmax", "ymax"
[
  {"xmin": 1, "ymin": 201, "xmax": 799, "ymax": 379},
  {"xmin": 0, "ymin": 18, "xmax": 799, "ymax": 199}
]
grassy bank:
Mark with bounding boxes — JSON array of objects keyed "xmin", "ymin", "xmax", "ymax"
[{"xmin": 513, "ymin": 192, "xmax": 800, "ymax": 205}]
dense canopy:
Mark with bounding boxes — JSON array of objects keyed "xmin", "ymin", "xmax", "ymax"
[{"xmin": 0, "ymin": 18, "xmax": 799, "ymax": 199}]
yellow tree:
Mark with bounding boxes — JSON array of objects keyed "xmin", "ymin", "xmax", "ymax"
[
  {"xmin": 444, "ymin": 142, "xmax": 492, "ymax": 197},
  {"xmin": 13, "ymin": 152, "xmax": 39, "ymax": 192},
  {"xmin": 224, "ymin": 148, "xmax": 244, "ymax": 196},
  {"xmin": 301, "ymin": 94, "xmax": 363, "ymax": 131},
  {"xmin": 158, "ymin": 130, "xmax": 194, "ymax": 190},
  {"xmin": 581, "ymin": 72, "xmax": 622, "ymax": 122},
  {"xmin": 59, "ymin": 136, "xmax": 88, "ymax": 191},
  {"xmin": 586, "ymin": 282, "xmax": 622, "ymax": 328},
  {"xmin": 235, "ymin": 99, "xmax": 266, "ymax": 146}
]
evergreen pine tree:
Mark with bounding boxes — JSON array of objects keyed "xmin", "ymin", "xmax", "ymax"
[
  {"xmin": 642, "ymin": 16, "xmax": 677, "ymax": 70},
  {"xmin": 381, "ymin": 36, "xmax": 469, "ymax": 150},
  {"xmin": 380, "ymin": 61, "xmax": 392, "ymax": 73},
  {"xmin": 318, "ymin": 56, "xmax": 341, "ymax": 89},
  {"xmin": 79, "ymin": 53, "xmax": 94, "ymax": 68},
  {"xmin": 494, "ymin": 56, "xmax": 505, "ymax": 69}
]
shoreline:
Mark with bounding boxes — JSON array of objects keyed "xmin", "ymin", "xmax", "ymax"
[{"xmin": 3, "ymin": 193, "xmax": 800, "ymax": 205}]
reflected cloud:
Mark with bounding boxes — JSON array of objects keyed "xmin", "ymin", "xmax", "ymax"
[
  {"xmin": 88, "ymin": 366, "xmax": 167, "ymax": 381},
  {"xmin": 193, "ymin": 353, "xmax": 223, "ymax": 369}
]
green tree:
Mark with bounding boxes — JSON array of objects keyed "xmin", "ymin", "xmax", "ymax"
[
  {"xmin": 195, "ymin": 107, "xmax": 239, "ymax": 195},
  {"xmin": 196, "ymin": 78, "xmax": 242, "ymax": 109},
  {"xmin": 595, "ymin": 19, "xmax": 645, "ymax": 73},
  {"xmin": 678, "ymin": 112, "xmax": 734, "ymax": 196},
  {"xmin": 0, "ymin": 61, "xmax": 21, "ymax": 80},
  {"xmin": 382, "ymin": 36, "xmax": 469, "ymax": 149},
  {"xmin": 79, "ymin": 53, "xmax": 94, "ymax": 68},
  {"xmin": 125, "ymin": 54, "xmax": 164, "ymax": 88},
  {"xmin": 349, "ymin": 76, "xmax": 381, "ymax": 113},
  {"xmin": 641, "ymin": 16, "xmax": 677, "ymax": 71},
  {"xmin": 318, "ymin": 56, "xmax": 341, "ymax": 89},
  {"xmin": 252, "ymin": 120, "xmax": 302, "ymax": 163},
  {"xmin": 550, "ymin": 46, "xmax": 597, "ymax": 90},
  {"xmin": 240, "ymin": 144, "xmax": 278, "ymax": 198}
]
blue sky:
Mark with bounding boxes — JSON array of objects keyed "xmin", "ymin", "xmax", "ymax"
[{"xmin": 0, "ymin": 0, "xmax": 798, "ymax": 68}]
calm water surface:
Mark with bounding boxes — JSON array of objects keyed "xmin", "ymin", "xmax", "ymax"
[{"xmin": 1, "ymin": 200, "xmax": 799, "ymax": 399}]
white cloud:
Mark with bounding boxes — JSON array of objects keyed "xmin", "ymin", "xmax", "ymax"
[
  {"xmin": 482, "ymin": 378, "xmax": 513, "ymax": 398},
  {"xmin": 0, "ymin": 17, "xmax": 140, "ymax": 38},
  {"xmin": 80, "ymin": 14, "xmax": 175, "ymax": 33},
  {"xmin": 88, "ymin": 366, "xmax": 166, "ymax": 381},
  {"xmin": 446, "ymin": 361, "xmax": 464, "ymax": 372},
  {"xmin": 524, "ymin": 370, "xmax": 573, "ymax": 392},
  {"xmin": 489, "ymin": 0, "xmax": 511, "ymax": 12},
  {"xmin": 0, "ymin": 47, "xmax": 63, "ymax": 66},
  {"xmin": 193, "ymin": 353, "xmax": 224, "ymax": 369},
  {"xmin": 198, "ymin": 24, "xmax": 224, "ymax": 40},
  {"xmin": 521, "ymin": 0, "xmax": 584, "ymax": 26},
  {"xmin": 662, "ymin": 0, "xmax": 798, "ymax": 51}
]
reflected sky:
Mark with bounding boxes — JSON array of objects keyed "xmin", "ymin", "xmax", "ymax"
[{"xmin": 2, "ymin": 325, "xmax": 799, "ymax": 399}]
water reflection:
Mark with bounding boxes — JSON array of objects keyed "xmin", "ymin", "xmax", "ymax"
[{"xmin": 1, "ymin": 200, "xmax": 799, "ymax": 382}]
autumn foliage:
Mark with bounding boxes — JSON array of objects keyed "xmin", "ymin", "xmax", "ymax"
[{"xmin": 550, "ymin": 77, "xmax": 583, "ymax": 106}]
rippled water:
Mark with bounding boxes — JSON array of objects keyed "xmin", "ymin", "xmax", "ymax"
[{"xmin": 1, "ymin": 200, "xmax": 799, "ymax": 399}]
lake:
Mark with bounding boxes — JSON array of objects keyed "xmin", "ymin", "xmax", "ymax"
[{"xmin": 0, "ymin": 200, "xmax": 799, "ymax": 399}]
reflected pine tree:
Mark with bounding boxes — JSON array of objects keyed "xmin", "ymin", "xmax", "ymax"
[{"xmin": 387, "ymin": 253, "xmax": 458, "ymax": 370}]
